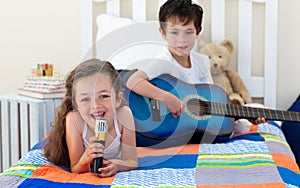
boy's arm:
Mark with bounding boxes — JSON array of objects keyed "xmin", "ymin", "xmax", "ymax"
[
  {"xmin": 126, "ymin": 70, "xmax": 184, "ymax": 118},
  {"xmin": 126, "ymin": 70, "xmax": 165, "ymax": 100}
]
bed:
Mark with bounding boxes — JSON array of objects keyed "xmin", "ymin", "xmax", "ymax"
[
  {"xmin": 0, "ymin": 122, "xmax": 299, "ymax": 187},
  {"xmin": 1, "ymin": 0, "xmax": 300, "ymax": 187}
]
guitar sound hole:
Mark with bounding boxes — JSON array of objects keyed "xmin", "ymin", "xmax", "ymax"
[{"xmin": 187, "ymin": 99, "xmax": 208, "ymax": 116}]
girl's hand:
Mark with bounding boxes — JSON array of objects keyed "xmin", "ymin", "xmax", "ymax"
[
  {"xmin": 98, "ymin": 160, "xmax": 118, "ymax": 177},
  {"xmin": 80, "ymin": 137, "xmax": 104, "ymax": 167}
]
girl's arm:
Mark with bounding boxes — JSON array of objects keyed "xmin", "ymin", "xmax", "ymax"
[
  {"xmin": 98, "ymin": 106, "xmax": 138, "ymax": 177},
  {"xmin": 66, "ymin": 111, "xmax": 101, "ymax": 173},
  {"xmin": 117, "ymin": 106, "xmax": 138, "ymax": 170}
]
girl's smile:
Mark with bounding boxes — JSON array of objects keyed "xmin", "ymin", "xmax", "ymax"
[{"xmin": 74, "ymin": 73, "xmax": 117, "ymax": 129}]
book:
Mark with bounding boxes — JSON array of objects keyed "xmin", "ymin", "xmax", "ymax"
[
  {"xmin": 20, "ymin": 87, "xmax": 66, "ymax": 93},
  {"xmin": 22, "ymin": 76, "xmax": 65, "ymax": 93},
  {"xmin": 18, "ymin": 89, "xmax": 65, "ymax": 99}
]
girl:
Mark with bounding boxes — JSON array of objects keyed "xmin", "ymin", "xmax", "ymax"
[{"xmin": 44, "ymin": 59, "xmax": 137, "ymax": 177}]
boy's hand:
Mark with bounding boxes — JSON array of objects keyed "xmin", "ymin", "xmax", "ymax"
[
  {"xmin": 254, "ymin": 117, "xmax": 267, "ymax": 124},
  {"xmin": 162, "ymin": 93, "xmax": 185, "ymax": 118},
  {"xmin": 249, "ymin": 117, "xmax": 267, "ymax": 125},
  {"xmin": 243, "ymin": 103, "xmax": 268, "ymax": 125}
]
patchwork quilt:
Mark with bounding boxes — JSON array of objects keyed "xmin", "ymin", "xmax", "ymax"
[{"xmin": 0, "ymin": 122, "xmax": 299, "ymax": 187}]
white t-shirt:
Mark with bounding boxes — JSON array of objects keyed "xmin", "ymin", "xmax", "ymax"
[{"xmin": 129, "ymin": 46, "xmax": 213, "ymax": 84}]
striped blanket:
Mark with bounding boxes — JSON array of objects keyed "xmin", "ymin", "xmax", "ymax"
[{"xmin": 1, "ymin": 122, "xmax": 299, "ymax": 187}]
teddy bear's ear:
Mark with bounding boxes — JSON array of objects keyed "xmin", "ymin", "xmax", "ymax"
[{"xmin": 220, "ymin": 39, "xmax": 234, "ymax": 54}]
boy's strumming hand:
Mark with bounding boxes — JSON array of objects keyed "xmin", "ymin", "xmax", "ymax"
[{"xmin": 161, "ymin": 92, "xmax": 185, "ymax": 118}]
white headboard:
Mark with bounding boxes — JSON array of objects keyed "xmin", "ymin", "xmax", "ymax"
[{"xmin": 80, "ymin": 0, "xmax": 278, "ymax": 109}]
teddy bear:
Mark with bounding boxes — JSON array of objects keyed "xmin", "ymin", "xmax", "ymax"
[{"xmin": 198, "ymin": 39, "xmax": 252, "ymax": 106}]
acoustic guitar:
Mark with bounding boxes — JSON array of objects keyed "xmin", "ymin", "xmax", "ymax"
[{"xmin": 122, "ymin": 73, "xmax": 300, "ymax": 144}]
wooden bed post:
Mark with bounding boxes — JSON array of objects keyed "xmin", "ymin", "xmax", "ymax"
[
  {"xmin": 80, "ymin": 0, "xmax": 94, "ymax": 60},
  {"xmin": 211, "ymin": 0, "xmax": 278, "ymax": 108},
  {"xmin": 211, "ymin": 0, "xmax": 226, "ymax": 43},
  {"xmin": 264, "ymin": 0, "xmax": 278, "ymax": 108},
  {"xmin": 237, "ymin": 0, "xmax": 278, "ymax": 108}
]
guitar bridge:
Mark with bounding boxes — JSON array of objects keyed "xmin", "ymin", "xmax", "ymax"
[{"xmin": 150, "ymin": 99, "xmax": 161, "ymax": 122}]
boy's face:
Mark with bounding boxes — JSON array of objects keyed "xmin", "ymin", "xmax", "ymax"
[{"xmin": 160, "ymin": 19, "xmax": 199, "ymax": 57}]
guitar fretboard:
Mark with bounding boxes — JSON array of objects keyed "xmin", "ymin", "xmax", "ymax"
[{"xmin": 207, "ymin": 102, "xmax": 300, "ymax": 122}]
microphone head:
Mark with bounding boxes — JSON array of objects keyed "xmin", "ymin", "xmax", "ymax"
[{"xmin": 95, "ymin": 118, "xmax": 108, "ymax": 139}]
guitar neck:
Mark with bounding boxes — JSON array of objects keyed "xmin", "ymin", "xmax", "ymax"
[{"xmin": 208, "ymin": 102, "xmax": 300, "ymax": 122}]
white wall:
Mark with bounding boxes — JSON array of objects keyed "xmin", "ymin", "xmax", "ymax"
[
  {"xmin": 277, "ymin": 0, "xmax": 300, "ymax": 110},
  {"xmin": 0, "ymin": 0, "xmax": 81, "ymax": 96},
  {"xmin": 0, "ymin": 0, "xmax": 299, "ymax": 110}
]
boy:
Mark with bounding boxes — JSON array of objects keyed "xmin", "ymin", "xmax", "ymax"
[
  {"xmin": 127, "ymin": 0, "xmax": 213, "ymax": 118},
  {"xmin": 126, "ymin": 0, "xmax": 265, "ymax": 137}
]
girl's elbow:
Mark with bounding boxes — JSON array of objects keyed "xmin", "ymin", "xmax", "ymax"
[
  {"xmin": 130, "ymin": 158, "xmax": 138, "ymax": 170},
  {"xmin": 125, "ymin": 159, "xmax": 138, "ymax": 170},
  {"xmin": 133, "ymin": 160, "xmax": 138, "ymax": 169}
]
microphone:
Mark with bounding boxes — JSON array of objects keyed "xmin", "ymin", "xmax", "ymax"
[{"xmin": 91, "ymin": 118, "xmax": 108, "ymax": 174}]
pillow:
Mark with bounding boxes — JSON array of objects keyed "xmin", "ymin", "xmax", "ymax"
[
  {"xmin": 281, "ymin": 94, "xmax": 300, "ymax": 167},
  {"xmin": 96, "ymin": 14, "xmax": 135, "ymax": 40},
  {"xmin": 95, "ymin": 15, "xmax": 165, "ymax": 69}
]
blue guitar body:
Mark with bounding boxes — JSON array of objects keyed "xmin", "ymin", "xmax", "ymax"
[{"xmin": 120, "ymin": 71, "xmax": 234, "ymax": 147}]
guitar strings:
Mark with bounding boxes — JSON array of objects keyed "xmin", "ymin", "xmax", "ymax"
[{"xmin": 186, "ymin": 100, "xmax": 300, "ymax": 122}]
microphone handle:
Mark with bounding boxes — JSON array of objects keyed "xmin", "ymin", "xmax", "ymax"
[
  {"xmin": 92, "ymin": 118, "xmax": 108, "ymax": 174},
  {"xmin": 92, "ymin": 139, "xmax": 105, "ymax": 174}
]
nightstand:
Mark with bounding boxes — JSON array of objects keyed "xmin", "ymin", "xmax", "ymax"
[{"xmin": 0, "ymin": 94, "xmax": 62, "ymax": 171}]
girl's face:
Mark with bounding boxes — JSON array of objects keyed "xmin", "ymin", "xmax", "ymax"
[
  {"xmin": 74, "ymin": 73, "xmax": 121, "ymax": 129},
  {"xmin": 160, "ymin": 20, "xmax": 199, "ymax": 57}
]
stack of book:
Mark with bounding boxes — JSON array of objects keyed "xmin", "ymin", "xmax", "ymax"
[{"xmin": 18, "ymin": 76, "xmax": 66, "ymax": 99}]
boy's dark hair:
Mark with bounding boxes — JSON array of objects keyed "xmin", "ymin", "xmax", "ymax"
[{"xmin": 159, "ymin": 0, "xmax": 203, "ymax": 35}]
